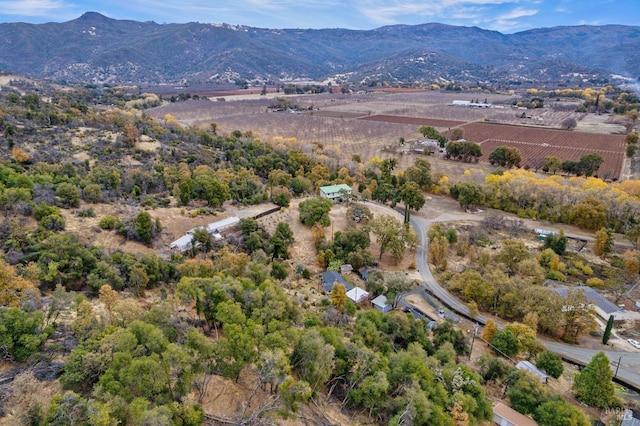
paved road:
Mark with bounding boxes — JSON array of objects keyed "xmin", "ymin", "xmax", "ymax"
[{"xmin": 399, "ymin": 199, "xmax": 640, "ymax": 391}]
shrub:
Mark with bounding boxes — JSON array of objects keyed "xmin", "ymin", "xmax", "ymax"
[
  {"xmin": 41, "ymin": 214, "xmax": 65, "ymax": 231},
  {"xmin": 99, "ymin": 215, "xmax": 122, "ymax": 230},
  {"xmin": 77, "ymin": 208, "xmax": 95, "ymax": 218},
  {"xmin": 567, "ymin": 267, "xmax": 581, "ymax": 276},
  {"xmin": 271, "ymin": 261, "xmax": 289, "ymax": 280},
  {"xmin": 55, "ymin": 182, "xmax": 81, "ymax": 208},
  {"xmin": 34, "ymin": 203, "xmax": 60, "ymax": 221},
  {"xmin": 585, "ymin": 277, "xmax": 604, "ymax": 288},
  {"xmin": 545, "ymin": 270, "xmax": 566, "ymax": 281}
]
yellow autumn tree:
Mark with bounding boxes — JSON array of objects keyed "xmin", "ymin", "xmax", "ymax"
[
  {"xmin": 99, "ymin": 284, "xmax": 119, "ymax": 326},
  {"xmin": 331, "ymin": 283, "xmax": 347, "ymax": 312},
  {"xmin": 481, "ymin": 319, "xmax": 498, "ymax": 342},
  {"xmin": 11, "ymin": 147, "xmax": 30, "ymax": 164},
  {"xmin": 0, "ymin": 259, "xmax": 38, "ymax": 307}
]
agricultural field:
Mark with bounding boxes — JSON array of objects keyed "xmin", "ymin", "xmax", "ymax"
[{"xmin": 148, "ymin": 90, "xmax": 628, "ymax": 179}]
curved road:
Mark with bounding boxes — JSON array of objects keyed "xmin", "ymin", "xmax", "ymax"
[{"xmin": 400, "ymin": 198, "xmax": 640, "ymax": 391}]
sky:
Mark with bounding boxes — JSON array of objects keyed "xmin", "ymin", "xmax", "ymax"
[{"xmin": 0, "ymin": 0, "xmax": 638, "ymax": 33}]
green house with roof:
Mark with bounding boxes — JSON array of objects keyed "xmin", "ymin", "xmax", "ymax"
[{"xmin": 319, "ymin": 184, "xmax": 352, "ymax": 202}]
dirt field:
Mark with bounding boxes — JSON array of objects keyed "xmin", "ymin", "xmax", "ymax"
[
  {"xmin": 61, "ymin": 201, "xmax": 243, "ymax": 257},
  {"xmin": 147, "ymin": 90, "xmax": 629, "ymax": 180}
]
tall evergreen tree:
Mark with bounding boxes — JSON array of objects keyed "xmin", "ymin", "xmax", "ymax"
[
  {"xmin": 602, "ymin": 315, "xmax": 614, "ymax": 345},
  {"xmin": 572, "ymin": 351, "xmax": 619, "ymax": 408}
]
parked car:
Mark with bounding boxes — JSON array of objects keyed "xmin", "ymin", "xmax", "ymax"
[{"xmin": 627, "ymin": 339, "xmax": 640, "ymax": 349}]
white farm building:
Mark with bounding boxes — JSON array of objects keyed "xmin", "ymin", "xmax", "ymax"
[{"xmin": 170, "ymin": 216, "xmax": 240, "ymax": 252}]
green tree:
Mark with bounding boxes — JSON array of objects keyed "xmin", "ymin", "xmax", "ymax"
[
  {"xmin": 561, "ymin": 288, "xmax": 596, "ymax": 343},
  {"xmin": 215, "ymin": 322, "xmax": 261, "ymax": 382},
  {"xmin": 399, "ymin": 181, "xmax": 426, "ymax": 224},
  {"xmin": 446, "ymin": 141, "xmax": 482, "ymax": 162},
  {"xmin": 56, "ymin": 182, "xmax": 81, "ymax": 208},
  {"xmin": 432, "ymin": 319, "xmax": 468, "ymax": 355},
  {"xmin": 543, "ymin": 155, "xmax": 563, "ymax": 174},
  {"xmin": 418, "ymin": 125, "xmax": 446, "ymax": 146},
  {"xmin": 542, "ymin": 230, "xmax": 567, "ymax": 255},
  {"xmin": 191, "ymin": 227, "xmax": 212, "ymax": 253},
  {"xmin": 0, "ymin": 307, "xmax": 53, "ymax": 361},
  {"xmin": 290, "ymin": 329, "xmax": 334, "ymax": 394},
  {"xmin": 572, "ymin": 351, "xmax": 619, "ymax": 408},
  {"xmin": 496, "ymin": 239, "xmax": 530, "ymax": 276},
  {"xmin": 450, "ymin": 182, "xmax": 485, "ymax": 210},
  {"xmin": 193, "ymin": 173, "xmax": 230, "ymax": 207},
  {"xmin": 270, "ymin": 261, "xmax": 288, "ymax": 280},
  {"xmin": 534, "ymin": 398, "xmax": 590, "ymax": 426},
  {"xmin": 489, "ymin": 146, "xmax": 522, "ymax": 168},
  {"xmin": 625, "ymin": 132, "xmax": 639, "ymax": 145},
  {"xmin": 270, "ymin": 222, "xmax": 294, "ymax": 260},
  {"xmin": 477, "ymin": 354, "xmax": 511, "ymax": 383},
  {"xmin": 348, "ymin": 370, "xmax": 389, "ymax": 417},
  {"xmin": 299, "ymin": 197, "xmax": 333, "ymax": 227},
  {"xmin": 535, "ymin": 351, "xmax": 563, "ymax": 379},
  {"xmin": 135, "ymin": 211, "xmax": 154, "ymax": 244},
  {"xmin": 491, "ymin": 328, "xmax": 519, "ymax": 357},
  {"xmin": 602, "ymin": 315, "xmax": 614, "ymax": 344},
  {"xmin": 370, "ymin": 215, "xmax": 416, "ymax": 263},
  {"xmin": 578, "ymin": 153, "xmax": 604, "ymax": 177},
  {"xmin": 507, "ymin": 370, "xmax": 550, "ymax": 414},
  {"xmin": 403, "ymin": 158, "xmax": 432, "ymax": 190}
]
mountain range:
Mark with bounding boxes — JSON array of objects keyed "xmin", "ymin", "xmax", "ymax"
[{"xmin": 1, "ymin": 12, "xmax": 639, "ymax": 87}]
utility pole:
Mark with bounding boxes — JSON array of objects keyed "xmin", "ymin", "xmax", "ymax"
[
  {"xmin": 469, "ymin": 323, "xmax": 480, "ymax": 360},
  {"xmin": 615, "ymin": 354, "xmax": 627, "ymax": 379}
]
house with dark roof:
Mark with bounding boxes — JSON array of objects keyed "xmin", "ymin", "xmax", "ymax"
[
  {"xmin": 357, "ymin": 265, "xmax": 371, "ymax": 281},
  {"xmin": 321, "ymin": 271, "xmax": 352, "ymax": 293}
]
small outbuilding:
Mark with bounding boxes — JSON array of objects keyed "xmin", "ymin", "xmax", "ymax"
[
  {"xmin": 346, "ymin": 286, "xmax": 370, "ymax": 304},
  {"xmin": 371, "ymin": 295, "xmax": 392, "ymax": 313},
  {"xmin": 169, "ymin": 234, "xmax": 194, "ymax": 251},
  {"xmin": 340, "ymin": 264, "xmax": 353, "ymax": 274},
  {"xmin": 516, "ymin": 361, "xmax": 549, "ymax": 384},
  {"xmin": 205, "ymin": 216, "xmax": 240, "ymax": 234},
  {"xmin": 357, "ymin": 266, "xmax": 371, "ymax": 281}
]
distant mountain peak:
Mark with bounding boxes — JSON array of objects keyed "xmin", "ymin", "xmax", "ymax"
[{"xmin": 74, "ymin": 12, "xmax": 114, "ymax": 23}]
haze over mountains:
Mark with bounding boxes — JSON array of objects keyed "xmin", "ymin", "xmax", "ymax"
[{"xmin": 0, "ymin": 12, "xmax": 639, "ymax": 87}]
